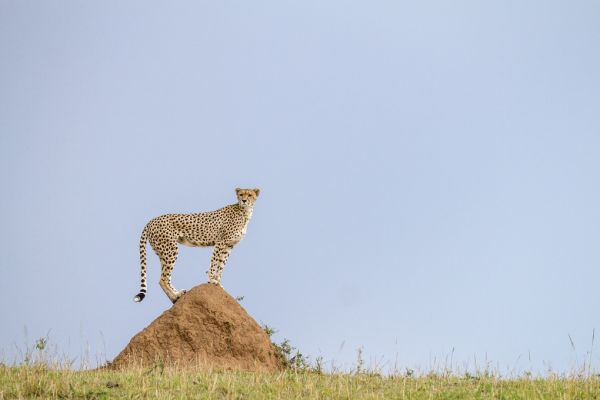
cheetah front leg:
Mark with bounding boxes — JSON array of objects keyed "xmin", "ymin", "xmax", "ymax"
[{"xmin": 207, "ymin": 243, "xmax": 233, "ymax": 287}]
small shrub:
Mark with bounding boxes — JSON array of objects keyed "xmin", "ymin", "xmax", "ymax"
[
  {"xmin": 273, "ymin": 338, "xmax": 311, "ymax": 371},
  {"xmin": 263, "ymin": 324, "xmax": 313, "ymax": 372},
  {"xmin": 35, "ymin": 338, "xmax": 47, "ymax": 351},
  {"xmin": 313, "ymin": 356, "xmax": 324, "ymax": 375},
  {"xmin": 262, "ymin": 324, "xmax": 276, "ymax": 337},
  {"xmin": 355, "ymin": 347, "xmax": 364, "ymax": 374}
]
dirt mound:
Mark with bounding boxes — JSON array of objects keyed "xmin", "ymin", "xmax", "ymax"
[{"xmin": 110, "ymin": 284, "xmax": 283, "ymax": 371}]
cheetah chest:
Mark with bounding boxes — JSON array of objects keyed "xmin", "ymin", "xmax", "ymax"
[
  {"xmin": 228, "ymin": 210, "xmax": 252, "ymax": 241},
  {"xmin": 240, "ymin": 209, "xmax": 253, "ymax": 235}
]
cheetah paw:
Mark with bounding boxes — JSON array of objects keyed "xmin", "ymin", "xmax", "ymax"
[
  {"xmin": 172, "ymin": 290, "xmax": 187, "ymax": 304},
  {"xmin": 208, "ymin": 281, "xmax": 224, "ymax": 289}
]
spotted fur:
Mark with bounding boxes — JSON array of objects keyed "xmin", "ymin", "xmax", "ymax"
[{"xmin": 134, "ymin": 188, "xmax": 260, "ymax": 303}]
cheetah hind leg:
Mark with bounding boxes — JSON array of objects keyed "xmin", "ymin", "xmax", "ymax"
[{"xmin": 159, "ymin": 259, "xmax": 186, "ymax": 303}]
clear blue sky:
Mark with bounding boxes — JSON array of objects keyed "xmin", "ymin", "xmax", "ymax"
[{"xmin": 1, "ymin": 1, "xmax": 599, "ymax": 374}]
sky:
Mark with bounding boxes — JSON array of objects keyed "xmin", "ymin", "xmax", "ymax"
[{"xmin": 1, "ymin": 0, "xmax": 599, "ymax": 374}]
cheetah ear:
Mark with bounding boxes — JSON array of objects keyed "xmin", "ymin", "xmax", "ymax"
[
  {"xmin": 235, "ymin": 187, "xmax": 242, "ymax": 195},
  {"xmin": 253, "ymin": 188, "xmax": 260, "ymax": 197}
]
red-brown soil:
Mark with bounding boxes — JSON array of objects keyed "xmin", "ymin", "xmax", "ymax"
[{"xmin": 109, "ymin": 284, "xmax": 283, "ymax": 370}]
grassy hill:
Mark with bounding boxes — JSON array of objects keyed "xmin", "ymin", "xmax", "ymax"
[{"xmin": 2, "ymin": 364, "xmax": 600, "ymax": 399}]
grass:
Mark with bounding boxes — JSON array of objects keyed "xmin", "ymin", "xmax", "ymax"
[
  {"xmin": 3, "ymin": 333, "xmax": 599, "ymax": 399},
  {"xmin": 2, "ymin": 364, "xmax": 600, "ymax": 399}
]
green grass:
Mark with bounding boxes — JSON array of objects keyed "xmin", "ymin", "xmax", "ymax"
[{"xmin": 2, "ymin": 364, "xmax": 600, "ymax": 399}]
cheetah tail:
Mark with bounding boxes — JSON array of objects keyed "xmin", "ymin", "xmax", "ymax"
[{"xmin": 133, "ymin": 225, "xmax": 148, "ymax": 303}]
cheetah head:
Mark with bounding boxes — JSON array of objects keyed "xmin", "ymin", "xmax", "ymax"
[{"xmin": 236, "ymin": 188, "xmax": 260, "ymax": 209}]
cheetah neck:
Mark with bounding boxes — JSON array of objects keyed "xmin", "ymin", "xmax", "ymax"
[
  {"xmin": 234, "ymin": 203, "xmax": 254, "ymax": 221},
  {"xmin": 236, "ymin": 204, "xmax": 253, "ymax": 236},
  {"xmin": 242, "ymin": 206, "xmax": 253, "ymax": 221}
]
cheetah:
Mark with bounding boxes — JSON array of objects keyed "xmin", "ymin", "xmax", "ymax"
[{"xmin": 133, "ymin": 188, "xmax": 260, "ymax": 303}]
